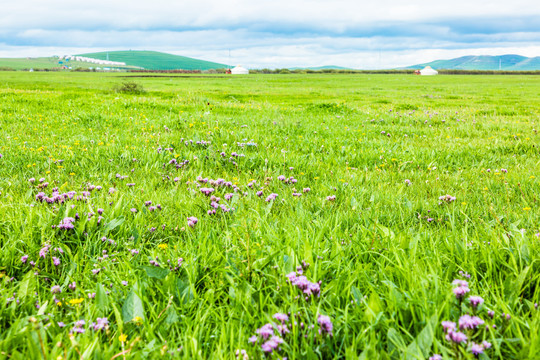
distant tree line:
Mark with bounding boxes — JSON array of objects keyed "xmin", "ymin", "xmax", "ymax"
[
  {"xmin": 129, "ymin": 69, "xmax": 204, "ymax": 74},
  {"xmin": 1, "ymin": 67, "xmax": 540, "ymax": 75},
  {"xmin": 249, "ymin": 68, "xmax": 540, "ymax": 75}
]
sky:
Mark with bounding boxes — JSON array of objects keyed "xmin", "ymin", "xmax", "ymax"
[{"xmin": 1, "ymin": 0, "xmax": 540, "ymax": 69}]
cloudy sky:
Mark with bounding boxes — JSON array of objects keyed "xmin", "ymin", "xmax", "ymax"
[{"xmin": 1, "ymin": 0, "xmax": 539, "ymax": 69}]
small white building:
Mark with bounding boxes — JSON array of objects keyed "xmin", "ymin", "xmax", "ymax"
[
  {"xmin": 231, "ymin": 65, "xmax": 249, "ymax": 74},
  {"xmin": 420, "ymin": 66, "xmax": 438, "ymax": 75}
]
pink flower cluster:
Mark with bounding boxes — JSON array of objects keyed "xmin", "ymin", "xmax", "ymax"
[
  {"xmin": 452, "ymin": 279, "xmax": 470, "ymax": 299},
  {"xmin": 439, "ymin": 194, "xmax": 456, "ymax": 203},
  {"xmin": 55, "ymin": 217, "xmax": 76, "ymax": 230},
  {"xmin": 187, "ymin": 216, "xmax": 198, "ymax": 228},
  {"xmin": 286, "ymin": 272, "xmax": 321, "ymax": 298}
]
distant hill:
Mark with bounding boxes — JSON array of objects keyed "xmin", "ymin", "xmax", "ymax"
[
  {"xmin": 0, "ymin": 57, "xmax": 138, "ymax": 70},
  {"xmin": 76, "ymin": 50, "xmax": 229, "ymax": 70},
  {"xmin": 404, "ymin": 55, "xmax": 540, "ymax": 71},
  {"xmin": 290, "ymin": 65, "xmax": 352, "ymax": 70}
]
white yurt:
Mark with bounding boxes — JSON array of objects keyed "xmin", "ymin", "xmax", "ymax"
[
  {"xmin": 231, "ymin": 65, "xmax": 249, "ymax": 75},
  {"xmin": 420, "ymin": 66, "xmax": 438, "ymax": 75}
]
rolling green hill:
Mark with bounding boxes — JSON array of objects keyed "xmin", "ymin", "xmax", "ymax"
[
  {"xmin": 76, "ymin": 50, "xmax": 229, "ymax": 70},
  {"xmin": 0, "ymin": 57, "xmax": 129, "ymax": 70},
  {"xmin": 405, "ymin": 55, "xmax": 540, "ymax": 70}
]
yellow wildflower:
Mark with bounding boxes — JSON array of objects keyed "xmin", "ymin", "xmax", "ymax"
[{"xmin": 68, "ymin": 298, "xmax": 84, "ymax": 305}]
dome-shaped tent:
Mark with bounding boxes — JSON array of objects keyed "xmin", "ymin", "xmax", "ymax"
[
  {"xmin": 420, "ymin": 66, "xmax": 438, "ymax": 75},
  {"xmin": 231, "ymin": 65, "xmax": 249, "ymax": 75}
]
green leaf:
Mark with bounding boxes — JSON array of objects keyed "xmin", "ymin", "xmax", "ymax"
[
  {"xmin": 406, "ymin": 314, "xmax": 436, "ymax": 360},
  {"xmin": 122, "ymin": 289, "xmax": 145, "ymax": 322},
  {"xmin": 283, "ymin": 248, "xmax": 296, "ymax": 273},
  {"xmin": 82, "ymin": 338, "xmax": 99, "ymax": 360},
  {"xmin": 387, "ymin": 328, "xmax": 407, "ymax": 356},
  {"xmin": 96, "ymin": 284, "xmax": 110, "ymax": 314},
  {"xmin": 18, "ymin": 271, "xmax": 36, "ymax": 299},
  {"xmin": 351, "ymin": 286, "xmax": 364, "ymax": 304},
  {"xmin": 103, "ymin": 217, "xmax": 125, "ymax": 233},
  {"xmin": 365, "ymin": 292, "xmax": 382, "ymax": 321},
  {"xmin": 112, "ymin": 303, "xmax": 124, "ymax": 333},
  {"xmin": 359, "ymin": 343, "xmax": 376, "ymax": 360},
  {"xmin": 176, "ymin": 277, "xmax": 195, "ymax": 304},
  {"xmin": 37, "ymin": 301, "xmax": 49, "ymax": 316},
  {"xmin": 142, "ymin": 265, "xmax": 170, "ymax": 279},
  {"xmin": 165, "ymin": 306, "xmax": 179, "ymax": 325}
]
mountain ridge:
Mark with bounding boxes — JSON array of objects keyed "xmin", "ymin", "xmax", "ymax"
[{"xmin": 404, "ymin": 54, "xmax": 540, "ymax": 70}]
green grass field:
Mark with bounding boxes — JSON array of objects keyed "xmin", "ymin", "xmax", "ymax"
[{"xmin": 0, "ymin": 72, "xmax": 539, "ymax": 359}]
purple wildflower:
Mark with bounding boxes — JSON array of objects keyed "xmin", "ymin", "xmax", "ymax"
[
  {"xmin": 439, "ymin": 194, "xmax": 456, "ymax": 203},
  {"xmin": 51, "ymin": 285, "xmax": 61, "ymax": 294},
  {"xmin": 92, "ymin": 317, "xmax": 109, "ymax": 331},
  {"xmin": 200, "ymin": 187, "xmax": 215, "ymax": 196},
  {"xmin": 53, "ymin": 257, "xmax": 61, "ymax": 266},
  {"xmin": 39, "ymin": 244, "xmax": 51, "ymax": 258},
  {"xmin": 458, "ymin": 315, "xmax": 484, "ymax": 330},
  {"xmin": 471, "ymin": 343, "xmax": 484, "ymax": 355},
  {"xmin": 255, "ymin": 323, "xmax": 274, "ymax": 340},
  {"xmin": 286, "ymin": 272, "xmax": 297, "ymax": 282},
  {"xmin": 445, "ymin": 330, "xmax": 467, "ymax": 344},
  {"xmin": 273, "ymin": 313, "xmax": 289, "ymax": 323},
  {"xmin": 469, "ymin": 296, "xmax": 484, "ymax": 308},
  {"xmin": 441, "ymin": 321, "xmax": 456, "ymax": 333},
  {"xmin": 21, "ymin": 255, "xmax": 29, "ymax": 263},
  {"xmin": 71, "ymin": 320, "xmax": 85, "ymax": 334},
  {"xmin": 57, "ymin": 217, "xmax": 76, "ymax": 230},
  {"xmin": 261, "ymin": 336, "xmax": 283, "ymax": 354},
  {"xmin": 187, "ymin": 216, "xmax": 198, "ymax": 228},
  {"xmin": 277, "ymin": 324, "xmax": 289, "ymax": 335},
  {"xmin": 452, "ymin": 279, "xmax": 470, "ymax": 299},
  {"xmin": 317, "ymin": 315, "xmax": 333, "ymax": 336}
]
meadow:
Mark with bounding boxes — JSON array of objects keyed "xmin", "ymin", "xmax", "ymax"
[{"xmin": 0, "ymin": 72, "xmax": 539, "ymax": 359}]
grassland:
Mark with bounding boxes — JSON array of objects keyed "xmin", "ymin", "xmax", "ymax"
[
  {"xmin": 0, "ymin": 72, "xmax": 539, "ymax": 359},
  {"xmin": 76, "ymin": 51, "xmax": 229, "ymax": 70}
]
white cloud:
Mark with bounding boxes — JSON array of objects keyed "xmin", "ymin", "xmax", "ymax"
[{"xmin": 1, "ymin": 0, "xmax": 539, "ymax": 68}]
